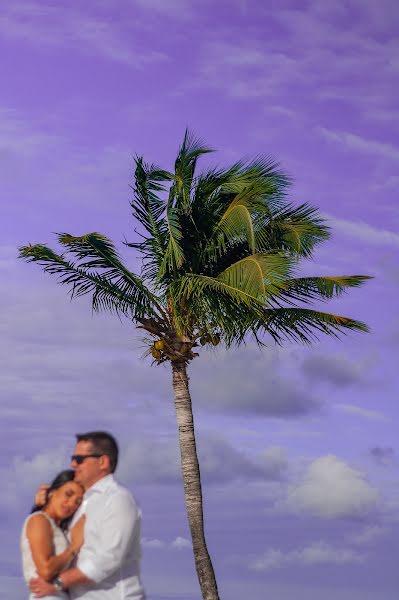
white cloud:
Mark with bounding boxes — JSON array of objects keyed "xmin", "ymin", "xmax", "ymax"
[
  {"xmin": 257, "ymin": 447, "xmax": 288, "ymax": 474},
  {"xmin": 324, "ymin": 214, "xmax": 399, "ymax": 248},
  {"xmin": 13, "ymin": 447, "xmax": 68, "ymax": 490},
  {"xmin": 0, "ymin": 1, "xmax": 168, "ymax": 67},
  {"xmin": 302, "ymin": 353, "xmax": 369, "ymax": 387},
  {"xmin": 118, "ymin": 433, "xmax": 287, "ymax": 485},
  {"xmin": 132, "ymin": 0, "xmax": 196, "ymax": 18},
  {"xmin": 250, "ymin": 541, "xmax": 363, "ymax": 571},
  {"xmin": 142, "ymin": 536, "xmax": 192, "ymax": 550},
  {"xmin": 0, "ymin": 446, "xmax": 69, "ymax": 510},
  {"xmin": 319, "ymin": 127, "xmax": 399, "ymax": 161},
  {"xmin": 118, "ymin": 439, "xmax": 181, "ymax": 485},
  {"xmin": 335, "ymin": 404, "xmax": 388, "ymax": 422},
  {"xmin": 0, "ymin": 107, "xmax": 61, "ymax": 158},
  {"xmin": 250, "ymin": 548, "xmax": 284, "ymax": 571},
  {"xmin": 191, "ymin": 346, "xmax": 320, "ymax": 417},
  {"xmin": 170, "ymin": 536, "xmax": 192, "ymax": 549},
  {"xmin": 286, "ymin": 455, "xmax": 379, "ymax": 518},
  {"xmin": 295, "ymin": 542, "xmax": 362, "ymax": 565},
  {"xmin": 349, "ymin": 525, "xmax": 387, "ymax": 545}
]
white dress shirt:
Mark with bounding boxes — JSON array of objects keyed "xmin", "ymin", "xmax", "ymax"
[{"xmin": 69, "ymin": 474, "xmax": 145, "ymax": 600}]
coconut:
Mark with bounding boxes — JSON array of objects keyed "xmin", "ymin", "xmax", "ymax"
[
  {"xmin": 154, "ymin": 339, "xmax": 165, "ymax": 351},
  {"xmin": 211, "ymin": 334, "xmax": 220, "ymax": 346}
]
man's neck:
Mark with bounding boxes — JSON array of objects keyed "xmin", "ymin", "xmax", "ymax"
[{"xmin": 84, "ymin": 472, "xmax": 111, "ymax": 491}]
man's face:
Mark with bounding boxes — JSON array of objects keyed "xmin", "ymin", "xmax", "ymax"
[{"xmin": 70, "ymin": 440, "xmax": 105, "ymax": 490}]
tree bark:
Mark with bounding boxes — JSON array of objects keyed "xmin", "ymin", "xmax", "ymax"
[{"xmin": 172, "ymin": 360, "xmax": 220, "ymax": 600}]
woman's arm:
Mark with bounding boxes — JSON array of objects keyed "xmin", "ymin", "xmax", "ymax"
[{"xmin": 26, "ymin": 514, "xmax": 80, "ymax": 581}]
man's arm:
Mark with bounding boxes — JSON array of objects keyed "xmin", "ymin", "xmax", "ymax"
[
  {"xmin": 29, "ymin": 570, "xmax": 93, "ymax": 598},
  {"xmin": 33, "ymin": 490, "xmax": 140, "ymax": 594}
]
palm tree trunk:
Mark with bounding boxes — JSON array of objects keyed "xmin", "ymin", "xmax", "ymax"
[{"xmin": 172, "ymin": 360, "xmax": 220, "ymax": 600}]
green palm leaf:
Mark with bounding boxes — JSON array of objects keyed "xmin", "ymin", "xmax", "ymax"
[
  {"xmin": 174, "ymin": 129, "xmax": 214, "ymax": 208},
  {"xmin": 217, "ymin": 253, "xmax": 292, "ymax": 300},
  {"xmin": 274, "ymin": 275, "xmax": 372, "ymax": 305},
  {"xmin": 18, "ymin": 234, "xmax": 165, "ymax": 320},
  {"xmin": 255, "ymin": 203, "xmax": 330, "ymax": 257},
  {"xmin": 255, "ymin": 307, "xmax": 369, "ymax": 344},
  {"xmin": 159, "ymin": 205, "xmax": 185, "ymax": 276}
]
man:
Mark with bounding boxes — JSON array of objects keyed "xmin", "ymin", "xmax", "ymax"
[{"xmin": 30, "ymin": 431, "xmax": 146, "ymax": 599}]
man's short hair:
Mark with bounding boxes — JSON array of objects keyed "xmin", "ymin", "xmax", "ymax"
[{"xmin": 76, "ymin": 431, "xmax": 119, "ymax": 473}]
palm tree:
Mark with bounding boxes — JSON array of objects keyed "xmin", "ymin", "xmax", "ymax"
[{"xmin": 19, "ymin": 131, "xmax": 370, "ymax": 600}]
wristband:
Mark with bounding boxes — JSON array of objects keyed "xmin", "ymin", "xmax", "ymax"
[{"xmin": 53, "ymin": 576, "xmax": 65, "ymax": 592}]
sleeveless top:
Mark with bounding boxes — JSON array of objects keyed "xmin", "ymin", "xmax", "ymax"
[{"xmin": 21, "ymin": 511, "xmax": 70, "ymax": 599}]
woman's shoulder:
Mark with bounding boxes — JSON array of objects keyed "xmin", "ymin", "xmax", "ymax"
[{"xmin": 24, "ymin": 512, "xmax": 54, "ymax": 534}]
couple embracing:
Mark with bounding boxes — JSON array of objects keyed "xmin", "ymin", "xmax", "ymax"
[{"xmin": 21, "ymin": 431, "xmax": 146, "ymax": 599}]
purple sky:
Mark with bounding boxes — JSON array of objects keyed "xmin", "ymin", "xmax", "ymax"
[{"xmin": 1, "ymin": 1, "xmax": 398, "ymax": 598}]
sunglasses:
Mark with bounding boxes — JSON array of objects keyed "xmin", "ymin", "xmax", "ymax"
[{"xmin": 71, "ymin": 453, "xmax": 103, "ymax": 464}]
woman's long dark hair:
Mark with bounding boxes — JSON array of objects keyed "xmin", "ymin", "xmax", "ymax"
[{"xmin": 30, "ymin": 469, "xmax": 77, "ymax": 530}]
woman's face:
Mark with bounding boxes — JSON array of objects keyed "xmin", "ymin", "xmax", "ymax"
[{"xmin": 49, "ymin": 481, "xmax": 84, "ymax": 521}]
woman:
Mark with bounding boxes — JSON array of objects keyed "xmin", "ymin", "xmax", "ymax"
[{"xmin": 21, "ymin": 470, "xmax": 85, "ymax": 599}]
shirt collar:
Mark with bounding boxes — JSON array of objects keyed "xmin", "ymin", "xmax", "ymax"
[{"xmin": 85, "ymin": 473, "xmax": 114, "ymax": 497}]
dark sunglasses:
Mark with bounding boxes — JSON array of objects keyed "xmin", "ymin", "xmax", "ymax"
[{"xmin": 71, "ymin": 453, "xmax": 103, "ymax": 464}]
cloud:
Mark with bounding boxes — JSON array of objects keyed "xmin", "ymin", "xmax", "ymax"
[
  {"xmin": 189, "ymin": 0, "xmax": 397, "ymax": 127},
  {"xmin": 370, "ymin": 446, "xmax": 395, "ymax": 465},
  {"xmin": 286, "ymin": 455, "xmax": 379, "ymax": 518},
  {"xmin": 302, "ymin": 353, "xmax": 368, "ymax": 387},
  {"xmin": 118, "ymin": 439, "xmax": 181, "ymax": 485},
  {"xmin": 132, "ymin": 0, "xmax": 196, "ymax": 18},
  {"xmin": 335, "ymin": 404, "xmax": 388, "ymax": 422},
  {"xmin": 249, "ymin": 541, "xmax": 363, "ymax": 571},
  {"xmin": 257, "ymin": 447, "xmax": 288, "ymax": 475},
  {"xmin": 195, "ymin": 40, "xmax": 302, "ymax": 100},
  {"xmin": 0, "ymin": 446, "xmax": 69, "ymax": 511},
  {"xmin": 142, "ymin": 536, "xmax": 192, "ymax": 550},
  {"xmin": 191, "ymin": 346, "xmax": 320, "ymax": 417},
  {"xmin": 170, "ymin": 536, "xmax": 192, "ymax": 549},
  {"xmin": 118, "ymin": 433, "xmax": 288, "ymax": 485},
  {"xmin": 0, "ymin": 107, "xmax": 61, "ymax": 158},
  {"xmin": 324, "ymin": 214, "xmax": 399, "ymax": 248},
  {"xmin": 0, "ymin": 1, "xmax": 168, "ymax": 67},
  {"xmin": 319, "ymin": 128, "xmax": 399, "ymax": 161},
  {"xmin": 349, "ymin": 525, "xmax": 387, "ymax": 545},
  {"xmin": 2, "ymin": 434, "xmax": 285, "ymax": 513}
]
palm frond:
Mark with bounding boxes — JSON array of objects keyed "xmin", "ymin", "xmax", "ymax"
[
  {"xmin": 174, "ymin": 129, "xmax": 214, "ymax": 209},
  {"xmin": 174, "ymin": 272, "xmax": 265, "ymax": 308},
  {"xmin": 255, "ymin": 203, "xmax": 330, "ymax": 257},
  {"xmin": 18, "ymin": 235, "xmax": 166, "ymax": 321},
  {"xmin": 159, "ymin": 206, "xmax": 185, "ymax": 277},
  {"xmin": 130, "ymin": 157, "xmax": 171, "ymax": 233},
  {"xmin": 127, "ymin": 158, "xmax": 171, "ymax": 274},
  {"xmin": 254, "ymin": 307, "xmax": 369, "ymax": 345},
  {"xmin": 273, "ymin": 275, "xmax": 372, "ymax": 305},
  {"xmin": 217, "ymin": 198, "xmax": 256, "ymax": 253},
  {"xmin": 217, "ymin": 253, "xmax": 293, "ymax": 300}
]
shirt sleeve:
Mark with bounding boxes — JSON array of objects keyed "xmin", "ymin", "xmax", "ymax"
[{"xmin": 76, "ymin": 490, "xmax": 140, "ymax": 584}]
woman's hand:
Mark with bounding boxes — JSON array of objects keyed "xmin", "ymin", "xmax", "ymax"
[
  {"xmin": 70, "ymin": 515, "xmax": 85, "ymax": 553},
  {"xmin": 29, "ymin": 576, "xmax": 56, "ymax": 598}
]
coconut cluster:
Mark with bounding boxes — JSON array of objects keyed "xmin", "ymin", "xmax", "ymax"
[{"xmin": 150, "ymin": 333, "xmax": 220, "ymax": 363}]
